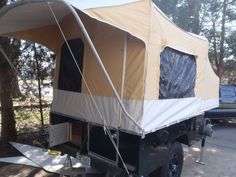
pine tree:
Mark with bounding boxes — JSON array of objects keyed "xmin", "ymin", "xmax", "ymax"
[{"xmin": 202, "ymin": 0, "xmax": 236, "ymax": 82}]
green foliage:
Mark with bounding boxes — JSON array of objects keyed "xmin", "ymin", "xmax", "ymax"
[
  {"xmin": 14, "ymin": 108, "xmax": 50, "ymax": 133},
  {"xmin": 18, "ymin": 42, "xmax": 55, "ymax": 99},
  {"xmin": 19, "ymin": 42, "xmax": 55, "ymax": 82},
  {"xmin": 154, "ymin": 0, "xmax": 201, "ymax": 33}
]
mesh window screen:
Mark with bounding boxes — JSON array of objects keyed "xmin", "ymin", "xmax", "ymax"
[
  {"xmin": 159, "ymin": 47, "xmax": 196, "ymax": 99},
  {"xmin": 58, "ymin": 38, "xmax": 84, "ymax": 92}
]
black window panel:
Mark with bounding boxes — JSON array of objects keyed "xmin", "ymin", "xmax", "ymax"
[
  {"xmin": 159, "ymin": 47, "xmax": 196, "ymax": 99},
  {"xmin": 58, "ymin": 38, "xmax": 84, "ymax": 92}
]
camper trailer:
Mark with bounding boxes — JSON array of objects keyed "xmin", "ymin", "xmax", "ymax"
[{"xmin": 0, "ymin": 0, "xmax": 219, "ymax": 176}]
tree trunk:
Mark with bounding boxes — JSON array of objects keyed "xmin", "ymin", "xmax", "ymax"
[
  {"xmin": 187, "ymin": 0, "xmax": 201, "ymax": 34},
  {"xmin": 0, "ymin": 65, "xmax": 16, "ymax": 142},
  {"xmin": 0, "ymin": 0, "xmax": 17, "ymax": 143},
  {"xmin": 35, "ymin": 51, "xmax": 44, "ymax": 130},
  {"xmin": 32, "ymin": 44, "xmax": 44, "ymax": 130},
  {"xmin": 11, "ymin": 70, "xmax": 21, "ymax": 98},
  {"xmin": 217, "ymin": 0, "xmax": 227, "ymax": 83}
]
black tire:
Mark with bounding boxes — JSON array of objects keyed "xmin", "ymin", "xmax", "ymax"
[{"xmin": 161, "ymin": 142, "xmax": 183, "ymax": 177}]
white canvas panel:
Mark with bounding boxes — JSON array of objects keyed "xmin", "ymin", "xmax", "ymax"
[
  {"xmin": 68, "ymin": 0, "xmax": 141, "ymax": 10},
  {"xmin": 201, "ymin": 98, "xmax": 219, "ymax": 111},
  {"xmin": 0, "ymin": 156, "xmax": 39, "ymax": 167},
  {"xmin": 52, "ymin": 90, "xmax": 219, "ymax": 135},
  {"xmin": 120, "ymin": 99, "xmax": 144, "ymax": 133},
  {"xmin": 10, "ymin": 142, "xmax": 82, "ymax": 174},
  {"xmin": 142, "ymin": 97, "xmax": 215, "ymax": 134},
  {"xmin": 51, "ymin": 89, "xmax": 143, "ymax": 134}
]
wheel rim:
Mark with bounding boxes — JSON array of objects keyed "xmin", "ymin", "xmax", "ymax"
[{"xmin": 168, "ymin": 153, "xmax": 179, "ymax": 177}]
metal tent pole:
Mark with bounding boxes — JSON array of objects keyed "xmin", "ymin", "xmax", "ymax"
[{"xmin": 119, "ymin": 32, "xmax": 128, "ymax": 127}]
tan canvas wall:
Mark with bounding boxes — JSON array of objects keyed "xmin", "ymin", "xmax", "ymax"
[
  {"xmin": 85, "ymin": 0, "xmax": 151, "ymax": 43},
  {"xmin": 2, "ymin": 9, "xmax": 147, "ymax": 100},
  {"xmin": 55, "ymin": 12, "xmax": 146, "ymax": 99},
  {"xmin": 83, "ymin": 1, "xmax": 219, "ymax": 100},
  {"xmin": 81, "ymin": 22, "xmax": 124, "ymax": 96},
  {"xmin": 6, "ymin": 24, "xmax": 60, "ymax": 53},
  {"xmin": 124, "ymin": 35, "xmax": 146, "ymax": 99},
  {"xmin": 143, "ymin": 4, "xmax": 219, "ymax": 100},
  {"xmin": 198, "ymin": 58, "xmax": 219, "ymax": 99}
]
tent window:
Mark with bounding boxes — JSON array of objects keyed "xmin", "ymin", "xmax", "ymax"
[
  {"xmin": 159, "ymin": 47, "xmax": 196, "ymax": 99},
  {"xmin": 58, "ymin": 38, "xmax": 84, "ymax": 92}
]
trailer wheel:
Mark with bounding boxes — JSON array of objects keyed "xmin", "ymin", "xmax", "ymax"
[{"xmin": 161, "ymin": 142, "xmax": 183, "ymax": 177}]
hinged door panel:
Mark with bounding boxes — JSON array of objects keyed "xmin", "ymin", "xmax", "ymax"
[{"xmin": 49, "ymin": 123, "xmax": 70, "ymax": 147}]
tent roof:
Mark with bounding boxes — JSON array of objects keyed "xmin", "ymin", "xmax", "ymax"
[
  {"xmin": 0, "ymin": 0, "xmax": 141, "ymax": 37},
  {"xmin": 0, "ymin": 0, "xmax": 207, "ymax": 44}
]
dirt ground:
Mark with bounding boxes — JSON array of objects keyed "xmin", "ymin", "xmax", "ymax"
[
  {"xmin": 182, "ymin": 122, "xmax": 236, "ymax": 177},
  {"xmin": 0, "ymin": 123, "xmax": 235, "ymax": 177}
]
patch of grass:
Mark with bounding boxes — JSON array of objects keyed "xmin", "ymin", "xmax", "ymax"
[
  {"xmin": 14, "ymin": 108, "xmax": 50, "ymax": 133},
  {"xmin": 0, "ymin": 107, "xmax": 50, "ymax": 147}
]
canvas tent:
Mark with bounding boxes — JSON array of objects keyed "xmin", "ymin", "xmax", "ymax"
[{"xmin": 0, "ymin": 0, "xmax": 219, "ymax": 135}]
